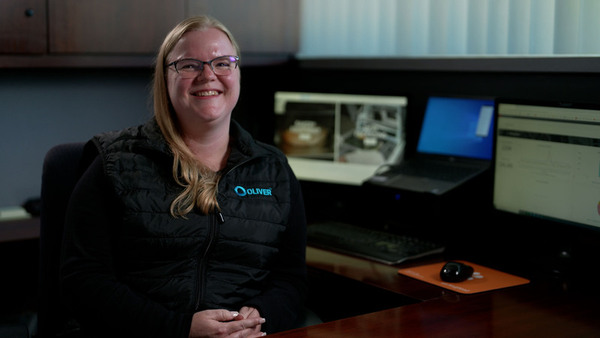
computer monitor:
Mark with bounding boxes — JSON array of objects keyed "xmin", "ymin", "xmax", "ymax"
[
  {"xmin": 274, "ymin": 91, "xmax": 407, "ymax": 185},
  {"xmin": 493, "ymin": 99, "xmax": 600, "ymax": 231}
]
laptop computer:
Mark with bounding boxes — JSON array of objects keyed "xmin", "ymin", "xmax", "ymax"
[{"xmin": 366, "ymin": 95, "xmax": 495, "ymax": 195}]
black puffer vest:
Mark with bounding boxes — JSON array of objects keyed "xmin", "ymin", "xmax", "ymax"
[{"xmin": 91, "ymin": 119, "xmax": 292, "ymax": 312}]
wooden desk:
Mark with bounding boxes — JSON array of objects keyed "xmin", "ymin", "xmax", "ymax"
[
  {"xmin": 0, "ymin": 218, "xmax": 39, "ymax": 243},
  {"xmin": 271, "ymin": 247, "xmax": 600, "ymax": 337}
]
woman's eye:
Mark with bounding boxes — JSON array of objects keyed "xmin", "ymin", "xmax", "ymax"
[{"xmin": 179, "ymin": 61, "xmax": 200, "ymax": 70}]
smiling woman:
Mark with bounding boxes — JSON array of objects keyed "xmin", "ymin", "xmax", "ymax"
[
  {"xmin": 164, "ymin": 27, "xmax": 241, "ymax": 171},
  {"xmin": 59, "ymin": 15, "xmax": 308, "ymax": 338}
]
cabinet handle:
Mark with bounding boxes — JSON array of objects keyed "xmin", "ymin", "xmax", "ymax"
[{"xmin": 25, "ymin": 8, "xmax": 35, "ymax": 17}]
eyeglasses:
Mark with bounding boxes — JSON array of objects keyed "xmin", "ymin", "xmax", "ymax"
[{"xmin": 167, "ymin": 55, "xmax": 240, "ymax": 78}]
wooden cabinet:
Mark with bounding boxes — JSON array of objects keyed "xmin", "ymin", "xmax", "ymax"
[
  {"xmin": 0, "ymin": 0, "xmax": 185, "ymax": 67},
  {"xmin": 48, "ymin": 0, "xmax": 185, "ymax": 54},
  {"xmin": 0, "ymin": 0, "xmax": 299, "ymax": 67},
  {"xmin": 0, "ymin": 0, "xmax": 47, "ymax": 54},
  {"xmin": 189, "ymin": 0, "xmax": 299, "ymax": 54}
]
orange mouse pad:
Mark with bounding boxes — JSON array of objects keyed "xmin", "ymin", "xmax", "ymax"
[{"xmin": 398, "ymin": 261, "xmax": 530, "ymax": 294}]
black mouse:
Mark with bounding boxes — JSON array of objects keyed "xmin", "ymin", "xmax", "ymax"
[{"xmin": 440, "ymin": 261, "xmax": 474, "ymax": 283}]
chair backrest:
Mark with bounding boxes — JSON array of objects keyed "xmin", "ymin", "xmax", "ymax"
[{"xmin": 39, "ymin": 143, "xmax": 86, "ymax": 338}]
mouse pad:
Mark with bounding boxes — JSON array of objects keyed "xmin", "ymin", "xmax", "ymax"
[{"xmin": 397, "ymin": 261, "xmax": 530, "ymax": 294}]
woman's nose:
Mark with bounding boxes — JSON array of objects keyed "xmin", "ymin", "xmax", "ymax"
[{"xmin": 195, "ymin": 65, "xmax": 217, "ymax": 81}]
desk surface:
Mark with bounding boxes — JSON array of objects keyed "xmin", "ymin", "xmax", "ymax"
[
  {"xmin": 0, "ymin": 218, "xmax": 39, "ymax": 243},
  {"xmin": 271, "ymin": 247, "xmax": 600, "ymax": 337}
]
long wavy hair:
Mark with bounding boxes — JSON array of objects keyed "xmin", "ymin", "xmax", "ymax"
[{"xmin": 153, "ymin": 15, "xmax": 241, "ymax": 217}]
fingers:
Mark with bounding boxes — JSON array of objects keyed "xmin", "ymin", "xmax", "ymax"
[
  {"xmin": 234, "ymin": 307, "xmax": 264, "ymax": 336},
  {"xmin": 207, "ymin": 308, "xmax": 265, "ymax": 328},
  {"xmin": 190, "ymin": 310, "xmax": 241, "ymax": 337},
  {"xmin": 238, "ymin": 306, "xmax": 260, "ymax": 319},
  {"xmin": 209, "ymin": 309, "xmax": 242, "ymax": 322},
  {"xmin": 231, "ymin": 317, "xmax": 266, "ymax": 336},
  {"xmin": 192, "ymin": 309, "xmax": 265, "ymax": 337},
  {"xmin": 214, "ymin": 310, "xmax": 265, "ymax": 336},
  {"xmin": 237, "ymin": 317, "xmax": 266, "ymax": 330},
  {"xmin": 200, "ymin": 309, "xmax": 246, "ymax": 324}
]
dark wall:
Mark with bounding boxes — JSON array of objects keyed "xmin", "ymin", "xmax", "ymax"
[{"xmin": 0, "ymin": 69, "xmax": 152, "ymax": 207}]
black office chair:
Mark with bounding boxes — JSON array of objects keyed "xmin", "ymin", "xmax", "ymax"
[{"xmin": 39, "ymin": 142, "xmax": 86, "ymax": 338}]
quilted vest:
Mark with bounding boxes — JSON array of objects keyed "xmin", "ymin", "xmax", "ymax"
[{"xmin": 91, "ymin": 119, "xmax": 292, "ymax": 312}]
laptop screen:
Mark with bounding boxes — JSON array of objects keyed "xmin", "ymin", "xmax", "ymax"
[{"xmin": 417, "ymin": 96, "xmax": 495, "ymax": 160}]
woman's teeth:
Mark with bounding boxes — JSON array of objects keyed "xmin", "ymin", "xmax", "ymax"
[{"xmin": 194, "ymin": 91, "xmax": 218, "ymax": 97}]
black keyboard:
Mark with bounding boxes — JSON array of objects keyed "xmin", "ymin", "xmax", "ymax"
[{"xmin": 307, "ymin": 222, "xmax": 445, "ymax": 265}]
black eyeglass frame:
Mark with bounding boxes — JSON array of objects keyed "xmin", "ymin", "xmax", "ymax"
[{"xmin": 166, "ymin": 55, "xmax": 240, "ymax": 76}]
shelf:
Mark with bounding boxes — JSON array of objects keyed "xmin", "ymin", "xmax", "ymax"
[{"xmin": 0, "ymin": 54, "xmax": 156, "ymax": 68}]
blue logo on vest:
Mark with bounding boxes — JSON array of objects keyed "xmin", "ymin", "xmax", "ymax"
[{"xmin": 234, "ymin": 186, "xmax": 273, "ymax": 197}]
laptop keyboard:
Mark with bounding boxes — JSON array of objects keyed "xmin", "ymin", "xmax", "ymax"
[
  {"xmin": 307, "ymin": 222, "xmax": 445, "ymax": 265},
  {"xmin": 394, "ymin": 161, "xmax": 482, "ymax": 182}
]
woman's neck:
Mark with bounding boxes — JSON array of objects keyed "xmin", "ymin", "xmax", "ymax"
[{"xmin": 182, "ymin": 124, "xmax": 231, "ymax": 172}]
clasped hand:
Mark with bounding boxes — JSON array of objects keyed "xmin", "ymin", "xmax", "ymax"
[{"xmin": 189, "ymin": 306, "xmax": 266, "ymax": 337}]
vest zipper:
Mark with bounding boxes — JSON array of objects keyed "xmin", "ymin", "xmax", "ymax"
[
  {"xmin": 194, "ymin": 211, "xmax": 221, "ymax": 310},
  {"xmin": 193, "ymin": 154, "xmax": 259, "ymax": 308},
  {"xmin": 222, "ymin": 155, "xmax": 265, "ymax": 177}
]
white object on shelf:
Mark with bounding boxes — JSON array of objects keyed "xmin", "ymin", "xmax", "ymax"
[{"xmin": 0, "ymin": 206, "xmax": 30, "ymax": 221}]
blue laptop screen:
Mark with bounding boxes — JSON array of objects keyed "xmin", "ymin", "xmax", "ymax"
[{"xmin": 417, "ymin": 96, "xmax": 495, "ymax": 160}]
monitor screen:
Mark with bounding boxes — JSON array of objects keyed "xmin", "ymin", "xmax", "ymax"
[
  {"xmin": 493, "ymin": 100, "xmax": 600, "ymax": 230},
  {"xmin": 274, "ymin": 91, "xmax": 407, "ymax": 185}
]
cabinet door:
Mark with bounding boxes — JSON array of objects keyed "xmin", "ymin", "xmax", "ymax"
[
  {"xmin": 189, "ymin": 0, "xmax": 299, "ymax": 54},
  {"xmin": 48, "ymin": 0, "xmax": 185, "ymax": 54},
  {"xmin": 0, "ymin": 0, "xmax": 47, "ymax": 54}
]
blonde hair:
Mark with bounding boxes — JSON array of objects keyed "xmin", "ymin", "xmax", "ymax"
[{"xmin": 153, "ymin": 15, "xmax": 241, "ymax": 217}]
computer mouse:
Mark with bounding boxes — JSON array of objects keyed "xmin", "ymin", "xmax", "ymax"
[{"xmin": 440, "ymin": 261, "xmax": 474, "ymax": 283}]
